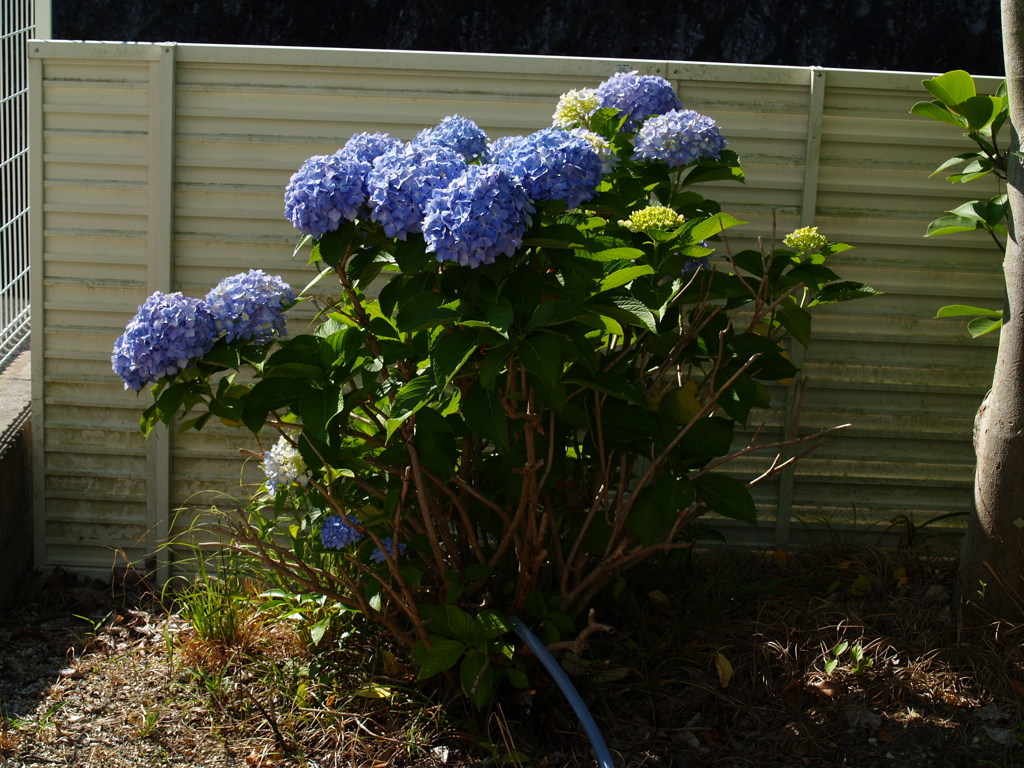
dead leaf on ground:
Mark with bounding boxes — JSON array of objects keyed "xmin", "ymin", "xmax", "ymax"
[
  {"xmin": 844, "ymin": 707, "xmax": 882, "ymax": 729},
  {"xmin": 773, "ymin": 549, "xmax": 788, "ymax": 568},
  {"xmin": 648, "ymin": 590, "xmax": 678, "ymax": 617},
  {"xmin": 715, "ymin": 652, "xmax": 733, "ymax": 688},
  {"xmin": 354, "ymin": 684, "xmax": 393, "ymax": 699},
  {"xmin": 703, "ymin": 728, "xmax": 724, "ymax": 749},
  {"xmin": 813, "ymin": 679, "xmax": 847, "ymax": 698},
  {"xmin": 1010, "ymin": 678, "xmax": 1024, "ymax": 697},
  {"xmin": 876, "ymin": 729, "xmax": 894, "ymax": 743}
]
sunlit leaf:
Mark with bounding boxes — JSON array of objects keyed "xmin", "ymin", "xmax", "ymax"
[{"xmin": 715, "ymin": 652, "xmax": 734, "ymax": 688}]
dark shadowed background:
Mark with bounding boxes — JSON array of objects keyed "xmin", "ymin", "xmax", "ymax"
[{"xmin": 53, "ymin": 0, "xmax": 1005, "ymax": 75}]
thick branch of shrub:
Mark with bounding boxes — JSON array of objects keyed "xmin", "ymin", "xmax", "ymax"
[
  {"xmin": 652, "ymin": 304, "xmax": 722, "ymax": 386},
  {"xmin": 622, "ymin": 352, "xmax": 762, "ymax": 523},
  {"xmin": 544, "ymin": 608, "xmax": 615, "ymax": 653},
  {"xmin": 602, "ymin": 453, "xmax": 636, "ymax": 560},
  {"xmin": 420, "ymin": 465, "xmax": 487, "ymax": 565},
  {"xmin": 448, "ymin": 473, "xmax": 513, "ymax": 528},
  {"xmin": 487, "ymin": 460, "xmax": 539, "ymax": 571},
  {"xmin": 294, "ymin": 449, "xmax": 427, "ymax": 625},
  {"xmin": 335, "ymin": 252, "xmax": 384, "ymax": 363},
  {"xmin": 405, "ymin": 429, "xmax": 457, "ymax": 574},
  {"xmin": 510, "ymin": 411, "xmax": 545, "ymax": 612},
  {"xmin": 560, "ymin": 476, "xmax": 610, "ymax": 597},
  {"xmin": 751, "ymin": 282, "xmax": 807, "ymax": 331},
  {"xmin": 694, "ymin": 423, "xmax": 851, "ymax": 481},
  {"xmin": 563, "ymin": 539, "xmax": 697, "ymax": 614}
]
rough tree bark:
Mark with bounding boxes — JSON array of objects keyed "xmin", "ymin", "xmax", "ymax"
[{"xmin": 955, "ymin": 0, "xmax": 1024, "ymax": 621}]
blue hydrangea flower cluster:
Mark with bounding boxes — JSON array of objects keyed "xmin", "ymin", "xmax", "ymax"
[
  {"xmin": 284, "ymin": 153, "xmax": 368, "ymax": 237},
  {"xmin": 422, "ymin": 165, "xmax": 534, "ymax": 268},
  {"xmin": 263, "ymin": 436, "xmax": 307, "ymax": 496},
  {"xmin": 371, "ymin": 537, "xmax": 407, "ymax": 564},
  {"xmin": 681, "ymin": 256, "xmax": 712, "ymax": 274},
  {"xmin": 492, "ymin": 128, "xmax": 603, "ymax": 210},
  {"xmin": 634, "ymin": 109, "xmax": 728, "ymax": 167},
  {"xmin": 366, "ymin": 144, "xmax": 468, "ymax": 239},
  {"xmin": 570, "ymin": 128, "xmax": 619, "ymax": 173},
  {"xmin": 595, "ymin": 71, "xmax": 683, "ymax": 131},
  {"xmin": 321, "ymin": 514, "xmax": 366, "ymax": 550},
  {"xmin": 112, "ymin": 292, "xmax": 218, "ymax": 391},
  {"xmin": 486, "ymin": 135, "xmax": 528, "ymax": 161},
  {"xmin": 414, "ymin": 115, "xmax": 490, "ymax": 162},
  {"xmin": 205, "ymin": 269, "xmax": 296, "ymax": 343},
  {"xmin": 680, "ymin": 242, "xmax": 714, "ymax": 275},
  {"xmin": 336, "ymin": 131, "xmax": 403, "ymax": 165}
]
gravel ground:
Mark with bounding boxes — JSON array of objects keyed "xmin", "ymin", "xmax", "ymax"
[
  {"xmin": 5, "ymin": 552, "xmax": 1024, "ymax": 768},
  {"xmin": 0, "ymin": 570, "xmax": 261, "ymax": 768}
]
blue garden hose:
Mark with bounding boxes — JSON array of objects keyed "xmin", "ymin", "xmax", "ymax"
[{"xmin": 509, "ymin": 616, "xmax": 616, "ymax": 768}]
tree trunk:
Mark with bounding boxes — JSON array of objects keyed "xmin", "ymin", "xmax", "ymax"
[{"xmin": 955, "ymin": 0, "xmax": 1024, "ymax": 621}]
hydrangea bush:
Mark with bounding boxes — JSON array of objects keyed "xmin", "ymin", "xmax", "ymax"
[{"xmin": 119, "ymin": 74, "xmax": 879, "ymax": 707}]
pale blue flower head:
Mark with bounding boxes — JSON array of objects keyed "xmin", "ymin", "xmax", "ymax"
[
  {"xmin": 205, "ymin": 269, "xmax": 296, "ymax": 344},
  {"xmin": 371, "ymin": 536, "xmax": 407, "ymax": 564},
  {"xmin": 112, "ymin": 292, "xmax": 217, "ymax": 391},
  {"xmin": 337, "ymin": 131, "xmax": 403, "ymax": 165},
  {"xmin": 414, "ymin": 115, "xmax": 490, "ymax": 162},
  {"xmin": 263, "ymin": 436, "xmax": 307, "ymax": 496},
  {"xmin": 486, "ymin": 135, "xmax": 528, "ymax": 161},
  {"xmin": 423, "ymin": 164, "xmax": 534, "ymax": 268},
  {"xmin": 492, "ymin": 128, "xmax": 603, "ymax": 210},
  {"xmin": 321, "ymin": 514, "xmax": 365, "ymax": 549},
  {"xmin": 284, "ymin": 153, "xmax": 368, "ymax": 237},
  {"xmin": 595, "ymin": 71, "xmax": 683, "ymax": 131},
  {"xmin": 366, "ymin": 143, "xmax": 468, "ymax": 239},
  {"xmin": 634, "ymin": 109, "xmax": 728, "ymax": 167}
]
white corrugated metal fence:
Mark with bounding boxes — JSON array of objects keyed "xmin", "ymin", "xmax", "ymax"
[{"xmin": 28, "ymin": 42, "xmax": 1001, "ymax": 577}]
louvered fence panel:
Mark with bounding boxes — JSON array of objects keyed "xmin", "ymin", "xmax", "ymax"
[{"xmin": 29, "ymin": 42, "xmax": 1001, "ymax": 576}]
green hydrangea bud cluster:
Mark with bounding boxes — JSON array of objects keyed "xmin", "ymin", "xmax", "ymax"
[
  {"xmin": 552, "ymin": 88, "xmax": 600, "ymax": 129},
  {"xmin": 619, "ymin": 205, "xmax": 686, "ymax": 233},
  {"xmin": 783, "ymin": 226, "xmax": 828, "ymax": 252}
]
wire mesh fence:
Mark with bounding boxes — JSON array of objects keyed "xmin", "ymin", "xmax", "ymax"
[{"xmin": 0, "ymin": 0, "xmax": 35, "ymax": 372}]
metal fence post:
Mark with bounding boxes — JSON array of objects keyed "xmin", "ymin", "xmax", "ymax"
[
  {"xmin": 774, "ymin": 66, "xmax": 826, "ymax": 547},
  {"xmin": 146, "ymin": 43, "xmax": 177, "ymax": 585},
  {"xmin": 33, "ymin": 0, "xmax": 49, "ymax": 37}
]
